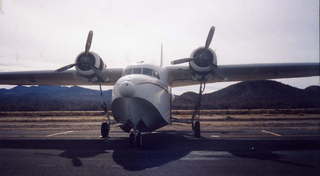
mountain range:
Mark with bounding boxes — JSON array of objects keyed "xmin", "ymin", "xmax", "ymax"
[
  {"xmin": 173, "ymin": 80, "xmax": 320, "ymax": 109},
  {"xmin": 0, "ymin": 80, "xmax": 319, "ymax": 111},
  {"xmin": 0, "ymin": 86, "xmax": 111, "ymax": 111}
]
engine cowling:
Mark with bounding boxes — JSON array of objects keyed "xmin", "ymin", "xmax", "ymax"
[
  {"xmin": 189, "ymin": 47, "xmax": 217, "ymax": 81},
  {"xmin": 75, "ymin": 52, "xmax": 106, "ymax": 81}
]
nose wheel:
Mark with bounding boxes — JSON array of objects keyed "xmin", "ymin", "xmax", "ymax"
[{"xmin": 129, "ymin": 130, "xmax": 142, "ymax": 147}]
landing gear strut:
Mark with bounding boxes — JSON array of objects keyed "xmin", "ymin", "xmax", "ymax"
[
  {"xmin": 100, "ymin": 102, "xmax": 111, "ymax": 138},
  {"xmin": 100, "ymin": 104, "xmax": 111, "ymax": 138},
  {"xmin": 129, "ymin": 130, "xmax": 142, "ymax": 147},
  {"xmin": 192, "ymin": 120, "xmax": 201, "ymax": 138},
  {"xmin": 99, "ymin": 84, "xmax": 111, "ymax": 138},
  {"xmin": 191, "ymin": 81, "xmax": 206, "ymax": 138}
]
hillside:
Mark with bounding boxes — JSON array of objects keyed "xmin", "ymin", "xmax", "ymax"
[
  {"xmin": 0, "ymin": 86, "xmax": 112, "ymax": 111},
  {"xmin": 173, "ymin": 80, "xmax": 320, "ymax": 109}
]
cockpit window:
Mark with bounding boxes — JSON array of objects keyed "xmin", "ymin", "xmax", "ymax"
[
  {"xmin": 123, "ymin": 67, "xmax": 160, "ymax": 79},
  {"xmin": 124, "ymin": 68, "xmax": 131, "ymax": 75},
  {"xmin": 133, "ymin": 68, "xmax": 141, "ymax": 74},
  {"xmin": 142, "ymin": 68, "xmax": 153, "ymax": 76}
]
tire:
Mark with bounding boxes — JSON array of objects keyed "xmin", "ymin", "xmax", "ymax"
[
  {"xmin": 101, "ymin": 122, "xmax": 110, "ymax": 138},
  {"xmin": 129, "ymin": 132, "xmax": 135, "ymax": 145},
  {"xmin": 194, "ymin": 121, "xmax": 201, "ymax": 138}
]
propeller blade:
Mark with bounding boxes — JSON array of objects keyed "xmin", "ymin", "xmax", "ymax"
[
  {"xmin": 205, "ymin": 26, "xmax": 215, "ymax": 49},
  {"xmin": 171, "ymin": 58, "xmax": 194, "ymax": 65},
  {"xmin": 55, "ymin": 63, "xmax": 76, "ymax": 72},
  {"xmin": 85, "ymin": 30, "xmax": 93, "ymax": 53}
]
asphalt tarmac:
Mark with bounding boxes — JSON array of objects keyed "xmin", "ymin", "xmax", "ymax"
[{"xmin": 0, "ymin": 118, "xmax": 320, "ymax": 176}]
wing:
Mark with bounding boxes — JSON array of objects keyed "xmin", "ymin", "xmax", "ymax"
[
  {"xmin": 167, "ymin": 63, "xmax": 319, "ymax": 87},
  {"xmin": 0, "ymin": 68, "xmax": 123, "ymax": 85}
]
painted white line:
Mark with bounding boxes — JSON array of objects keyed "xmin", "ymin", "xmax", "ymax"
[
  {"xmin": 181, "ymin": 151, "xmax": 232, "ymax": 160},
  {"xmin": 261, "ymin": 130, "xmax": 282, "ymax": 137},
  {"xmin": 189, "ymin": 151, "xmax": 230, "ymax": 156},
  {"xmin": 46, "ymin": 131, "xmax": 74, "ymax": 137},
  {"xmin": 181, "ymin": 157, "xmax": 223, "ymax": 161},
  {"xmin": 210, "ymin": 135, "xmax": 220, "ymax": 138}
]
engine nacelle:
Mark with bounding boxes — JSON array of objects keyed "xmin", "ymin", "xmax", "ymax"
[
  {"xmin": 189, "ymin": 47, "xmax": 217, "ymax": 81},
  {"xmin": 75, "ymin": 52, "xmax": 106, "ymax": 81}
]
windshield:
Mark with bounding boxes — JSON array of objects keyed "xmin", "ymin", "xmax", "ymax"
[{"xmin": 123, "ymin": 67, "xmax": 160, "ymax": 79}]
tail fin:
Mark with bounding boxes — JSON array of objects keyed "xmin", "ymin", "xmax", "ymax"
[{"xmin": 160, "ymin": 43, "xmax": 163, "ymax": 67}]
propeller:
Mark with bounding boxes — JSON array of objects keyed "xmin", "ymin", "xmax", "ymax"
[
  {"xmin": 55, "ymin": 30, "xmax": 94, "ymax": 72},
  {"xmin": 205, "ymin": 26, "xmax": 215, "ymax": 49},
  {"xmin": 85, "ymin": 31, "xmax": 93, "ymax": 54},
  {"xmin": 171, "ymin": 58, "xmax": 193, "ymax": 65},
  {"xmin": 171, "ymin": 26, "xmax": 215, "ymax": 65},
  {"xmin": 55, "ymin": 63, "xmax": 76, "ymax": 72}
]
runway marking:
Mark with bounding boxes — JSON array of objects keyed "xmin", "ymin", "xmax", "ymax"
[
  {"xmin": 46, "ymin": 131, "xmax": 74, "ymax": 137},
  {"xmin": 261, "ymin": 130, "xmax": 282, "ymax": 136},
  {"xmin": 210, "ymin": 135, "xmax": 220, "ymax": 138},
  {"xmin": 181, "ymin": 151, "xmax": 232, "ymax": 160}
]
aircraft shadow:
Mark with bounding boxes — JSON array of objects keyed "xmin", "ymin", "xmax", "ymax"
[{"xmin": 0, "ymin": 132, "xmax": 320, "ymax": 170}]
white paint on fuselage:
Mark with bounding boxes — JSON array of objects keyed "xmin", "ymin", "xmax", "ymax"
[{"xmin": 111, "ymin": 64, "xmax": 172, "ymax": 132}]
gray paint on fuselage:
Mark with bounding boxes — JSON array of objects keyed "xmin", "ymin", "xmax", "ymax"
[{"xmin": 111, "ymin": 64, "xmax": 172, "ymax": 132}]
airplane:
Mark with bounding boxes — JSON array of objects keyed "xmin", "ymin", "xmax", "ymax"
[{"xmin": 0, "ymin": 26, "xmax": 319, "ymax": 147}]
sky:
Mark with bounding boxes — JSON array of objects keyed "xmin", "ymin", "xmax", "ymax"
[{"xmin": 0, "ymin": 0, "xmax": 319, "ymax": 94}]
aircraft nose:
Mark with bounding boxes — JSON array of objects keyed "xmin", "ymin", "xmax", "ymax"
[{"xmin": 119, "ymin": 81, "xmax": 135, "ymax": 97}]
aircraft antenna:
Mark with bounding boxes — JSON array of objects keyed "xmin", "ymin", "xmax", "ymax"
[
  {"xmin": 160, "ymin": 43, "xmax": 163, "ymax": 67},
  {"xmin": 0, "ymin": 0, "xmax": 4, "ymax": 14}
]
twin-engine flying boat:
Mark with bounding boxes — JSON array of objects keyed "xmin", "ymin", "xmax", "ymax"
[{"xmin": 0, "ymin": 26, "xmax": 318, "ymax": 147}]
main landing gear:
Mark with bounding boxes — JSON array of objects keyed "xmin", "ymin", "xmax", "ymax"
[
  {"xmin": 100, "ymin": 91, "xmax": 111, "ymax": 138},
  {"xmin": 191, "ymin": 81, "xmax": 206, "ymax": 138},
  {"xmin": 101, "ymin": 122, "xmax": 110, "ymax": 138},
  {"xmin": 99, "ymin": 83, "xmax": 111, "ymax": 138},
  {"xmin": 100, "ymin": 104, "xmax": 111, "ymax": 138},
  {"xmin": 129, "ymin": 130, "xmax": 142, "ymax": 147},
  {"xmin": 100, "ymin": 106, "xmax": 111, "ymax": 138},
  {"xmin": 192, "ymin": 120, "xmax": 201, "ymax": 138}
]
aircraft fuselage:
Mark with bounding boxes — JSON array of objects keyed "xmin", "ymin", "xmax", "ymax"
[{"xmin": 111, "ymin": 64, "xmax": 172, "ymax": 132}]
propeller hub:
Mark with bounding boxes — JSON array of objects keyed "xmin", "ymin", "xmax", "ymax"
[
  {"xmin": 189, "ymin": 47, "xmax": 217, "ymax": 79},
  {"xmin": 192, "ymin": 48, "xmax": 214, "ymax": 67},
  {"xmin": 76, "ymin": 53, "xmax": 96, "ymax": 71}
]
